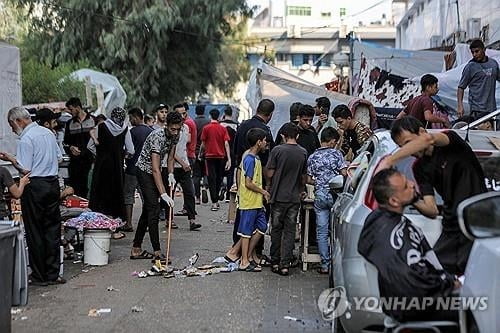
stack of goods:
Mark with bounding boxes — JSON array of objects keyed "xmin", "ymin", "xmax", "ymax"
[{"xmin": 64, "ymin": 212, "xmax": 124, "ymax": 231}]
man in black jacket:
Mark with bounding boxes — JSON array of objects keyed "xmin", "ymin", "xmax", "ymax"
[{"xmin": 358, "ymin": 168, "xmax": 460, "ymax": 322}]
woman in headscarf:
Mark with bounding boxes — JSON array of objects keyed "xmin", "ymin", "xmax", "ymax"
[{"xmin": 88, "ymin": 107, "xmax": 134, "ymax": 238}]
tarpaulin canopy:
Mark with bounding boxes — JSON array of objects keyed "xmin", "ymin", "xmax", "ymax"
[
  {"xmin": 353, "ymin": 40, "xmax": 446, "ymax": 79},
  {"xmin": 70, "ymin": 69, "xmax": 126, "ymax": 115},
  {"xmin": 246, "ymin": 62, "xmax": 353, "ymax": 135}
]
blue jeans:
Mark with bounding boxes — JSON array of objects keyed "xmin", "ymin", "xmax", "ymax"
[{"xmin": 314, "ymin": 192, "xmax": 335, "ymax": 270}]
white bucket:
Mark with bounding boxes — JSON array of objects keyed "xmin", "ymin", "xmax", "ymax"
[{"xmin": 83, "ymin": 230, "xmax": 111, "ymax": 266}]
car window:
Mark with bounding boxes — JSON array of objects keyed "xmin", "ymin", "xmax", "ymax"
[{"xmin": 345, "ymin": 140, "xmax": 375, "ymax": 194}]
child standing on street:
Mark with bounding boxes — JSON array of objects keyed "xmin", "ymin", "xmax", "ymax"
[
  {"xmin": 307, "ymin": 127, "xmax": 347, "ymax": 274},
  {"xmin": 237, "ymin": 128, "xmax": 270, "ymax": 272}
]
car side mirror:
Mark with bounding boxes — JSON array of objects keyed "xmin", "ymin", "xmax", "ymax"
[
  {"xmin": 329, "ymin": 175, "xmax": 344, "ymax": 192},
  {"xmin": 458, "ymin": 192, "xmax": 500, "ymax": 240}
]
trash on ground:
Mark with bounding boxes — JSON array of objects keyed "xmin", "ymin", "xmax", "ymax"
[
  {"xmin": 107, "ymin": 285, "xmax": 119, "ymax": 292},
  {"xmin": 284, "ymin": 315, "xmax": 303, "ymax": 323},
  {"xmin": 88, "ymin": 308, "xmax": 112, "ymax": 317},
  {"xmin": 188, "ymin": 253, "xmax": 199, "ymax": 266},
  {"xmin": 137, "ymin": 271, "xmax": 148, "ymax": 278},
  {"xmin": 11, "ymin": 308, "xmax": 23, "ymax": 315},
  {"xmin": 40, "ymin": 292, "xmax": 49, "ymax": 297},
  {"xmin": 20, "ymin": 316, "xmax": 28, "ymax": 320},
  {"xmin": 212, "ymin": 256, "xmax": 227, "ymax": 264},
  {"xmin": 131, "ymin": 306, "xmax": 143, "ymax": 313},
  {"xmin": 131, "ymin": 271, "xmax": 139, "ymax": 276},
  {"xmin": 197, "ymin": 264, "xmax": 216, "ymax": 270},
  {"xmin": 73, "ymin": 260, "xmax": 82, "ymax": 264}
]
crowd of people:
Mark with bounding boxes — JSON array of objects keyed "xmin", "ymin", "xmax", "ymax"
[{"xmin": 0, "ymin": 41, "xmax": 497, "ymax": 330}]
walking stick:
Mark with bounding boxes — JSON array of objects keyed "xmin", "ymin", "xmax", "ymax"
[{"xmin": 165, "ymin": 186, "xmax": 174, "ymax": 271}]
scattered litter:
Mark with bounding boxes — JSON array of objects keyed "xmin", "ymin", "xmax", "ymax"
[
  {"xmin": 107, "ymin": 285, "xmax": 119, "ymax": 292},
  {"xmin": 88, "ymin": 308, "xmax": 112, "ymax": 317},
  {"xmin": 131, "ymin": 271, "xmax": 139, "ymax": 276},
  {"xmin": 284, "ymin": 316, "xmax": 303, "ymax": 323},
  {"xmin": 290, "ymin": 295, "xmax": 298, "ymax": 298},
  {"xmin": 137, "ymin": 271, "xmax": 148, "ymax": 278},
  {"xmin": 73, "ymin": 260, "xmax": 82, "ymax": 264},
  {"xmin": 227, "ymin": 262, "xmax": 239, "ymax": 271},
  {"xmin": 11, "ymin": 309, "xmax": 23, "ymax": 315},
  {"xmin": 40, "ymin": 292, "xmax": 49, "ymax": 297},
  {"xmin": 188, "ymin": 253, "xmax": 199, "ymax": 266},
  {"xmin": 82, "ymin": 269, "xmax": 89, "ymax": 273},
  {"xmin": 20, "ymin": 316, "xmax": 28, "ymax": 321},
  {"xmin": 131, "ymin": 306, "xmax": 143, "ymax": 313},
  {"xmin": 212, "ymin": 256, "xmax": 227, "ymax": 264},
  {"xmin": 197, "ymin": 264, "xmax": 215, "ymax": 270}
]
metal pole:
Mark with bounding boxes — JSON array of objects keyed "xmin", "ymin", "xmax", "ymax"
[
  {"xmin": 349, "ymin": 31, "xmax": 354, "ymax": 95},
  {"xmin": 459, "ymin": 109, "xmax": 500, "ymax": 130}
]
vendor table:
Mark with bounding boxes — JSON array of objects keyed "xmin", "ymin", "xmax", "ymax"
[{"xmin": 300, "ymin": 198, "xmax": 320, "ymax": 271}]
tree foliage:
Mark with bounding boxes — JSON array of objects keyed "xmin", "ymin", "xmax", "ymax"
[
  {"xmin": 12, "ymin": 0, "xmax": 251, "ymax": 109},
  {"xmin": 21, "ymin": 58, "xmax": 88, "ymax": 105}
]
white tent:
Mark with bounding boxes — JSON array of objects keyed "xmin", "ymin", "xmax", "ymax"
[
  {"xmin": 0, "ymin": 42, "xmax": 21, "ymax": 155},
  {"xmin": 246, "ymin": 62, "xmax": 352, "ymax": 135},
  {"xmin": 70, "ymin": 69, "xmax": 127, "ymax": 115}
]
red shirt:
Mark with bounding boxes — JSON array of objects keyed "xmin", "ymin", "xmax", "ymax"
[
  {"xmin": 404, "ymin": 94, "xmax": 434, "ymax": 124},
  {"xmin": 201, "ymin": 121, "xmax": 230, "ymax": 159},
  {"xmin": 185, "ymin": 117, "xmax": 197, "ymax": 159}
]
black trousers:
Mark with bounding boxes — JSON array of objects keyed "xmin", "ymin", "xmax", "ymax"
[
  {"xmin": 206, "ymin": 158, "xmax": 225, "ymax": 203},
  {"xmin": 270, "ymin": 202, "xmax": 300, "ymax": 267},
  {"xmin": 434, "ymin": 228, "xmax": 473, "ymax": 275},
  {"xmin": 173, "ymin": 168, "xmax": 196, "ymax": 220},
  {"xmin": 192, "ymin": 159, "xmax": 205, "ymax": 199},
  {"xmin": 67, "ymin": 157, "xmax": 92, "ymax": 198},
  {"xmin": 21, "ymin": 177, "xmax": 61, "ymax": 282},
  {"xmin": 224, "ymin": 165, "xmax": 236, "ymax": 200},
  {"xmin": 133, "ymin": 170, "xmax": 161, "ymax": 252}
]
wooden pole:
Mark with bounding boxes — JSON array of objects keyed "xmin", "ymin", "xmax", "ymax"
[{"xmin": 165, "ymin": 187, "xmax": 174, "ymax": 270}]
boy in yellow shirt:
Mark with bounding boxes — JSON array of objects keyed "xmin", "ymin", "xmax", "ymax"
[{"xmin": 237, "ymin": 128, "xmax": 270, "ymax": 271}]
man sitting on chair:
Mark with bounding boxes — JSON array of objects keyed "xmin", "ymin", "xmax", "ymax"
[{"xmin": 358, "ymin": 168, "xmax": 461, "ymax": 323}]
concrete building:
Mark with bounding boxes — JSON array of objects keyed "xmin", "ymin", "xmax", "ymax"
[
  {"xmin": 395, "ymin": 0, "xmax": 500, "ymax": 50},
  {"xmin": 246, "ymin": 1, "xmax": 396, "ymax": 85}
]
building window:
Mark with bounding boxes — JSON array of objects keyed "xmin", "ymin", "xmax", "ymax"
[
  {"xmin": 321, "ymin": 12, "xmax": 331, "ymax": 18},
  {"xmin": 292, "ymin": 54, "xmax": 304, "ymax": 67},
  {"xmin": 287, "ymin": 6, "xmax": 311, "ymax": 16},
  {"xmin": 340, "ymin": 8, "xmax": 346, "ymax": 17}
]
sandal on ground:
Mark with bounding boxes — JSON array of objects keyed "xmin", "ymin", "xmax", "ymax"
[
  {"xmin": 271, "ymin": 265, "xmax": 289, "ymax": 276},
  {"xmin": 317, "ymin": 267, "xmax": 329, "ymax": 275},
  {"xmin": 130, "ymin": 250, "xmax": 155, "ymax": 260},
  {"xmin": 48, "ymin": 277, "xmax": 67, "ymax": 285},
  {"xmin": 224, "ymin": 255, "xmax": 239, "ymax": 263},
  {"xmin": 258, "ymin": 255, "xmax": 272, "ymax": 267},
  {"xmin": 112, "ymin": 232, "xmax": 126, "ymax": 240},
  {"xmin": 248, "ymin": 261, "xmax": 262, "ymax": 272}
]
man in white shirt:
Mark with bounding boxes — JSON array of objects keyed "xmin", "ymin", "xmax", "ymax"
[
  {"xmin": 0, "ymin": 106, "xmax": 64, "ymax": 286},
  {"xmin": 171, "ymin": 104, "xmax": 201, "ymax": 231}
]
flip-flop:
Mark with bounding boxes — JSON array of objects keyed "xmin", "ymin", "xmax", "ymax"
[
  {"xmin": 112, "ymin": 232, "xmax": 126, "ymax": 240},
  {"xmin": 130, "ymin": 250, "xmax": 155, "ymax": 260},
  {"xmin": 224, "ymin": 255, "xmax": 239, "ymax": 263},
  {"xmin": 258, "ymin": 255, "xmax": 272, "ymax": 267},
  {"xmin": 248, "ymin": 261, "xmax": 262, "ymax": 272}
]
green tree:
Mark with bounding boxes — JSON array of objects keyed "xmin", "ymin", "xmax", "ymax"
[
  {"xmin": 13, "ymin": 0, "xmax": 251, "ymax": 109},
  {"xmin": 0, "ymin": 0, "xmax": 28, "ymax": 42}
]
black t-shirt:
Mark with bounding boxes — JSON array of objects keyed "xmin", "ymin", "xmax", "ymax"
[
  {"xmin": 234, "ymin": 115, "xmax": 275, "ymax": 166},
  {"xmin": 413, "ymin": 131, "xmax": 487, "ymax": 230},
  {"xmin": 296, "ymin": 127, "xmax": 320, "ymax": 157},
  {"xmin": 0, "ymin": 167, "xmax": 15, "ymax": 219},
  {"xmin": 266, "ymin": 144, "xmax": 307, "ymax": 204},
  {"xmin": 358, "ymin": 209, "xmax": 455, "ymax": 322}
]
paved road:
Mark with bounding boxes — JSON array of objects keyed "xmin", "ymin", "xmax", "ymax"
[{"xmin": 12, "ymin": 196, "xmax": 331, "ymax": 333}]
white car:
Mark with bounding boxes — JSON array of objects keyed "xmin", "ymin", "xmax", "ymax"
[{"xmin": 330, "ymin": 129, "xmax": 500, "ymax": 333}]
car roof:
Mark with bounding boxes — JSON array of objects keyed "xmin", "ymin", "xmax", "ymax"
[{"xmin": 374, "ymin": 129, "xmax": 500, "ymax": 153}]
